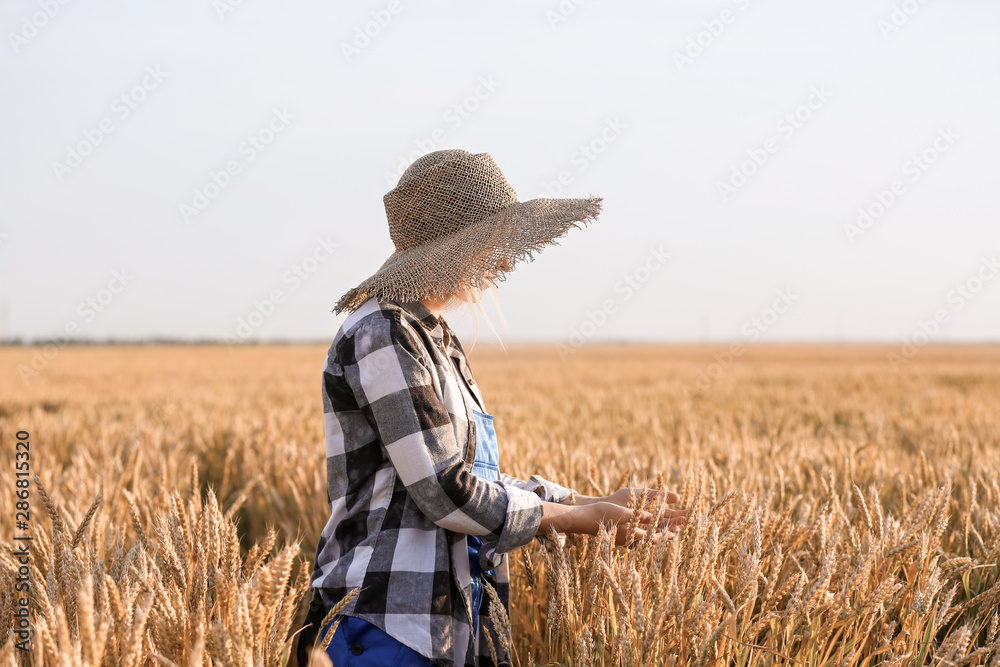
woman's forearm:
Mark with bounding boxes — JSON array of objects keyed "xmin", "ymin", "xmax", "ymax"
[
  {"xmin": 537, "ymin": 500, "xmax": 579, "ymax": 535},
  {"xmin": 537, "ymin": 499, "xmax": 637, "ymax": 538}
]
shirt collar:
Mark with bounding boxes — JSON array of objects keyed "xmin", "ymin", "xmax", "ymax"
[{"xmin": 391, "ymin": 297, "xmax": 447, "ymax": 341}]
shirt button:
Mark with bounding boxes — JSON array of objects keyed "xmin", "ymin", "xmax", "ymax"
[
  {"xmin": 468, "ymin": 378, "xmax": 475, "ymax": 385},
  {"xmin": 350, "ymin": 642, "xmax": 364, "ymax": 655}
]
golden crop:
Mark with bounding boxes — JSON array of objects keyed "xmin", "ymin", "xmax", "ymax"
[{"xmin": 1, "ymin": 343, "xmax": 998, "ymax": 665}]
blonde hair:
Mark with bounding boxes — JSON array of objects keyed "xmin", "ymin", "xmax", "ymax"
[{"xmin": 436, "ymin": 282, "xmax": 508, "ymax": 356}]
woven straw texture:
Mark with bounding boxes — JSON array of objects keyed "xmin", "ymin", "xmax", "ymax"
[{"xmin": 333, "ymin": 149, "xmax": 603, "ymax": 314}]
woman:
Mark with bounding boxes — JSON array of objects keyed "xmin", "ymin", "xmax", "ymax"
[{"xmin": 296, "ymin": 149, "xmax": 688, "ymax": 667}]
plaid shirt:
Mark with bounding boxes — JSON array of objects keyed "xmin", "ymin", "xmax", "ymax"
[{"xmin": 310, "ymin": 295, "xmax": 574, "ymax": 666}]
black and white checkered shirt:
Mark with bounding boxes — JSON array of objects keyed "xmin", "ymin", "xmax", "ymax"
[{"xmin": 310, "ymin": 295, "xmax": 574, "ymax": 666}]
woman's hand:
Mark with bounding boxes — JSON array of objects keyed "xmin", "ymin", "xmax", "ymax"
[
  {"xmin": 574, "ymin": 486, "xmax": 677, "ymax": 507},
  {"xmin": 539, "ymin": 497, "xmax": 686, "ymax": 547},
  {"xmin": 565, "ymin": 486, "xmax": 689, "ymax": 540}
]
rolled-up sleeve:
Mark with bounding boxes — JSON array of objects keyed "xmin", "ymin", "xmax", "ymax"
[
  {"xmin": 500, "ymin": 472, "xmax": 575, "ymax": 504},
  {"xmin": 494, "ymin": 473, "xmax": 577, "ymax": 559},
  {"xmin": 341, "ymin": 312, "xmax": 542, "ymax": 556}
]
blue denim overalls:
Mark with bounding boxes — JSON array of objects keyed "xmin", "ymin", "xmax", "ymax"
[
  {"xmin": 319, "ymin": 373, "xmax": 499, "ymax": 664},
  {"xmin": 467, "ymin": 407, "xmax": 500, "ymax": 639},
  {"xmin": 318, "ymin": 614, "xmax": 435, "ymax": 666}
]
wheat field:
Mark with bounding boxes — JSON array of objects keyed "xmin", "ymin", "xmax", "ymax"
[{"xmin": 1, "ymin": 343, "xmax": 999, "ymax": 666}]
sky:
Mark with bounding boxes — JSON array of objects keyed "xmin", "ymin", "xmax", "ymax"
[{"xmin": 1, "ymin": 0, "xmax": 998, "ymax": 346}]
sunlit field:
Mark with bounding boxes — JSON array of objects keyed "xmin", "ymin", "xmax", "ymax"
[{"xmin": 2, "ymin": 343, "xmax": 999, "ymax": 665}]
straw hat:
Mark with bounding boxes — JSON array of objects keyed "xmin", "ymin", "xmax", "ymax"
[{"xmin": 333, "ymin": 149, "xmax": 603, "ymax": 314}]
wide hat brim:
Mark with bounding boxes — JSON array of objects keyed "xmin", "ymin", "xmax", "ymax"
[{"xmin": 333, "ymin": 195, "xmax": 602, "ymax": 314}]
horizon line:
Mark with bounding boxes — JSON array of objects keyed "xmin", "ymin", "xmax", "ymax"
[{"xmin": 2, "ymin": 338, "xmax": 1000, "ymax": 347}]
